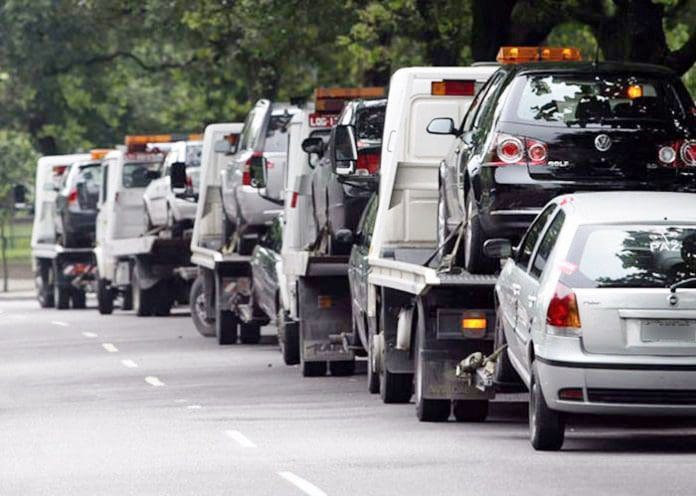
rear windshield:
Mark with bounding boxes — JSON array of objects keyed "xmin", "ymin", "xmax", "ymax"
[
  {"xmin": 78, "ymin": 164, "xmax": 102, "ymax": 191},
  {"xmin": 186, "ymin": 143, "xmax": 202, "ymax": 167},
  {"xmin": 264, "ymin": 115, "xmax": 291, "ymax": 153},
  {"xmin": 355, "ymin": 105, "xmax": 385, "ymax": 145},
  {"xmin": 122, "ymin": 161, "xmax": 160, "ymax": 189},
  {"xmin": 511, "ymin": 74, "xmax": 685, "ymax": 127},
  {"xmin": 562, "ymin": 224, "xmax": 696, "ymax": 288}
]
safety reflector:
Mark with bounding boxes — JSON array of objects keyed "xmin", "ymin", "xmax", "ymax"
[
  {"xmin": 558, "ymin": 388, "xmax": 584, "ymax": 401},
  {"xmin": 317, "ymin": 295, "xmax": 333, "ymax": 309},
  {"xmin": 431, "ymin": 80, "xmax": 475, "ymax": 96}
]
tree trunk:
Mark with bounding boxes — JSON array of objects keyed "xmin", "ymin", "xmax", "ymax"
[
  {"xmin": 470, "ymin": 0, "xmax": 517, "ymax": 61},
  {"xmin": 1, "ymin": 220, "xmax": 8, "ymax": 293}
]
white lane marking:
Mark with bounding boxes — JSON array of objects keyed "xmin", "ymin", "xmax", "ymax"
[
  {"xmin": 145, "ymin": 376, "xmax": 165, "ymax": 387},
  {"xmin": 277, "ymin": 471, "xmax": 327, "ymax": 496},
  {"xmin": 186, "ymin": 404, "xmax": 202, "ymax": 410},
  {"xmin": 121, "ymin": 359, "xmax": 138, "ymax": 368},
  {"xmin": 224, "ymin": 430, "xmax": 257, "ymax": 448},
  {"xmin": 102, "ymin": 343, "xmax": 119, "ymax": 353},
  {"xmin": 174, "ymin": 398, "xmax": 188, "ymax": 404},
  {"xmin": 51, "ymin": 321, "xmax": 69, "ymax": 327},
  {"xmin": 82, "ymin": 332, "xmax": 98, "ymax": 338}
]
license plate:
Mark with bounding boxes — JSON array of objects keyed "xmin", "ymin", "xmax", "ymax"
[{"xmin": 640, "ymin": 319, "xmax": 696, "ymax": 343}]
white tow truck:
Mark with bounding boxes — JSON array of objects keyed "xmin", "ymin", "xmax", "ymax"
[
  {"xmin": 189, "ymin": 123, "xmax": 270, "ymax": 345},
  {"xmin": 366, "ymin": 67, "xmax": 504, "ymax": 421},
  {"xmin": 94, "ymin": 135, "xmax": 199, "ymax": 316},
  {"xmin": 31, "ymin": 152, "xmax": 96, "ymax": 309}
]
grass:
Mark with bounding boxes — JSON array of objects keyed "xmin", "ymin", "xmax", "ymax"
[{"xmin": 2, "ymin": 220, "xmax": 32, "ymax": 263}]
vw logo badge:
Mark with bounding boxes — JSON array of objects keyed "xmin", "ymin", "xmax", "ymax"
[
  {"xmin": 668, "ymin": 294, "xmax": 679, "ymax": 306},
  {"xmin": 595, "ymin": 134, "xmax": 612, "ymax": 152}
]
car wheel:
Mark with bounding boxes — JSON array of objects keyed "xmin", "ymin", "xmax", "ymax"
[
  {"xmin": 36, "ymin": 261, "xmax": 54, "ymax": 308},
  {"xmin": 436, "ymin": 177, "xmax": 451, "ymax": 261},
  {"xmin": 239, "ymin": 323, "xmax": 261, "ymax": 344},
  {"xmin": 329, "ymin": 360, "xmax": 355, "ymax": 377},
  {"xmin": 97, "ymin": 278, "xmax": 114, "ymax": 315},
  {"xmin": 493, "ymin": 306, "xmax": 522, "ymax": 385},
  {"xmin": 367, "ymin": 332, "xmax": 380, "ymax": 394},
  {"xmin": 463, "ymin": 192, "xmax": 496, "ymax": 275},
  {"xmin": 529, "ymin": 362, "xmax": 565, "ymax": 451},
  {"xmin": 190, "ymin": 276, "xmax": 215, "ymax": 337}
]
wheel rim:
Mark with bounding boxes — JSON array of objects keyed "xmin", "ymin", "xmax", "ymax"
[
  {"xmin": 530, "ymin": 381, "xmax": 538, "ymax": 439},
  {"xmin": 195, "ymin": 291, "xmax": 208, "ymax": 324}
]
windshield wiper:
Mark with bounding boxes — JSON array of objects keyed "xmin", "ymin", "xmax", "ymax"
[{"xmin": 670, "ymin": 277, "xmax": 696, "ymax": 293}]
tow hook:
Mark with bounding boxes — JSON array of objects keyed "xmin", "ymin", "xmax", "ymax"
[{"xmin": 455, "ymin": 345, "xmax": 507, "ymax": 392}]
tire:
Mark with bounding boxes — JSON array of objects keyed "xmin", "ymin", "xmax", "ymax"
[
  {"xmin": 153, "ymin": 283, "xmax": 172, "ymax": 317},
  {"xmin": 493, "ymin": 305, "xmax": 521, "ymax": 385},
  {"xmin": 278, "ymin": 309, "xmax": 300, "ymax": 365},
  {"xmin": 436, "ymin": 176, "xmax": 452, "ymax": 262},
  {"xmin": 529, "ymin": 362, "xmax": 565, "ymax": 451},
  {"xmin": 414, "ymin": 308, "xmax": 450, "ymax": 421},
  {"xmin": 302, "ymin": 360, "xmax": 327, "ymax": 377},
  {"xmin": 452, "ymin": 400, "xmax": 489, "ymax": 422},
  {"xmin": 463, "ymin": 192, "xmax": 496, "ymax": 275},
  {"xmin": 71, "ymin": 288, "xmax": 87, "ymax": 309},
  {"xmin": 367, "ymin": 332, "xmax": 380, "ymax": 394},
  {"xmin": 329, "ymin": 360, "xmax": 355, "ymax": 377},
  {"xmin": 54, "ymin": 280, "xmax": 70, "ymax": 310},
  {"xmin": 97, "ymin": 278, "xmax": 114, "ymax": 315},
  {"xmin": 36, "ymin": 261, "xmax": 54, "ymax": 308},
  {"xmin": 122, "ymin": 285, "xmax": 134, "ymax": 311},
  {"xmin": 190, "ymin": 276, "xmax": 215, "ymax": 337},
  {"xmin": 239, "ymin": 323, "xmax": 261, "ymax": 344},
  {"xmin": 216, "ymin": 309, "xmax": 238, "ymax": 345},
  {"xmin": 133, "ymin": 269, "xmax": 155, "ymax": 317}
]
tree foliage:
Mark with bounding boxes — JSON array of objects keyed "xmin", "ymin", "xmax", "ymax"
[{"xmin": 0, "ymin": 0, "xmax": 693, "ymax": 158}]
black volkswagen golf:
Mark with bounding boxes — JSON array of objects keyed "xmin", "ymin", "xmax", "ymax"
[{"xmin": 430, "ymin": 49, "xmax": 696, "ymax": 274}]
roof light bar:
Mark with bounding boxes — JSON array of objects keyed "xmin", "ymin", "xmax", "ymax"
[{"xmin": 496, "ymin": 46, "xmax": 582, "ymax": 64}]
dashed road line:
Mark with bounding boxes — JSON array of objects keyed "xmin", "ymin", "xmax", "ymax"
[
  {"xmin": 277, "ymin": 471, "xmax": 327, "ymax": 496},
  {"xmin": 145, "ymin": 376, "xmax": 165, "ymax": 387},
  {"xmin": 51, "ymin": 321, "xmax": 69, "ymax": 327},
  {"xmin": 186, "ymin": 404, "xmax": 202, "ymax": 410},
  {"xmin": 102, "ymin": 343, "xmax": 119, "ymax": 353},
  {"xmin": 224, "ymin": 430, "xmax": 257, "ymax": 448},
  {"xmin": 121, "ymin": 359, "xmax": 138, "ymax": 368},
  {"xmin": 82, "ymin": 332, "xmax": 98, "ymax": 338}
]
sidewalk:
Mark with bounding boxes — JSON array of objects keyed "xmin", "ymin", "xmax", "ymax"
[{"xmin": 0, "ymin": 279, "xmax": 35, "ymax": 300}]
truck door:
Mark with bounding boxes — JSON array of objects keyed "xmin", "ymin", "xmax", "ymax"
[{"xmin": 95, "ymin": 160, "xmax": 112, "ymax": 250}]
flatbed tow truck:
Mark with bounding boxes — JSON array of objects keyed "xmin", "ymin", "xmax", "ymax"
[
  {"xmin": 189, "ymin": 123, "xmax": 270, "ymax": 344},
  {"xmin": 31, "ymin": 153, "xmax": 96, "ymax": 309},
  {"xmin": 94, "ymin": 135, "xmax": 199, "ymax": 316},
  {"xmin": 366, "ymin": 67, "xmax": 503, "ymax": 421}
]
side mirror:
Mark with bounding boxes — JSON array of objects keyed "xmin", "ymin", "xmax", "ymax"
[
  {"xmin": 332, "ymin": 125, "xmax": 357, "ymax": 176},
  {"xmin": 248, "ymin": 154, "xmax": 268, "ymax": 189},
  {"xmin": 170, "ymin": 162, "xmax": 187, "ymax": 192},
  {"xmin": 426, "ymin": 117, "xmax": 457, "ymax": 136},
  {"xmin": 334, "ymin": 228, "xmax": 354, "ymax": 245},
  {"xmin": 483, "ymin": 238, "xmax": 512, "ymax": 259},
  {"xmin": 302, "ymin": 137, "xmax": 325, "ymax": 157},
  {"xmin": 13, "ymin": 184, "xmax": 27, "ymax": 209}
]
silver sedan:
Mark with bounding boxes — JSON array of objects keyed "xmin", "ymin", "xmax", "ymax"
[{"xmin": 489, "ymin": 191, "xmax": 696, "ymax": 451}]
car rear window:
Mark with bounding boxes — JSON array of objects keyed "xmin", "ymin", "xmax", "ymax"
[
  {"xmin": 186, "ymin": 143, "xmax": 202, "ymax": 167},
  {"xmin": 264, "ymin": 115, "xmax": 291, "ymax": 153},
  {"xmin": 511, "ymin": 74, "xmax": 685, "ymax": 127},
  {"xmin": 122, "ymin": 161, "xmax": 161, "ymax": 188},
  {"xmin": 562, "ymin": 224, "xmax": 696, "ymax": 288},
  {"xmin": 355, "ymin": 104, "xmax": 385, "ymax": 145}
]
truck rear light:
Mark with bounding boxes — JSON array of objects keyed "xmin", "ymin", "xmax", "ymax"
[
  {"xmin": 290, "ymin": 191, "xmax": 299, "ymax": 209},
  {"xmin": 243, "ymin": 152, "xmax": 264, "ymax": 186},
  {"xmin": 558, "ymin": 388, "xmax": 584, "ymax": 401},
  {"xmin": 546, "ymin": 283, "xmax": 581, "ymax": 329},
  {"xmin": 68, "ymin": 189, "xmax": 78, "ymax": 205},
  {"xmin": 461, "ymin": 312, "xmax": 487, "ymax": 337},
  {"xmin": 431, "ymin": 80, "xmax": 475, "ymax": 96},
  {"xmin": 681, "ymin": 140, "xmax": 696, "ymax": 167},
  {"xmin": 317, "ymin": 295, "xmax": 333, "ymax": 309},
  {"xmin": 356, "ymin": 151, "xmax": 380, "ymax": 174}
]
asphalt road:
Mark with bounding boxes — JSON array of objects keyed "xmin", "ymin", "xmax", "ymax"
[{"xmin": 2, "ymin": 298, "xmax": 696, "ymax": 495}]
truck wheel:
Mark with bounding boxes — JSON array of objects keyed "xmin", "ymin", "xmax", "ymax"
[
  {"xmin": 529, "ymin": 362, "xmax": 565, "ymax": 451},
  {"xmin": 239, "ymin": 323, "xmax": 261, "ymax": 344},
  {"xmin": 54, "ymin": 284, "xmax": 71, "ymax": 310},
  {"xmin": 216, "ymin": 310, "xmax": 238, "ymax": 345},
  {"xmin": 133, "ymin": 269, "xmax": 157, "ymax": 317},
  {"xmin": 278, "ymin": 309, "xmax": 300, "ymax": 365},
  {"xmin": 36, "ymin": 261, "xmax": 54, "ymax": 308},
  {"xmin": 463, "ymin": 192, "xmax": 496, "ymax": 274},
  {"xmin": 71, "ymin": 288, "xmax": 87, "ymax": 309},
  {"xmin": 452, "ymin": 400, "xmax": 489, "ymax": 423},
  {"xmin": 190, "ymin": 277, "xmax": 215, "ymax": 337},
  {"xmin": 301, "ymin": 360, "xmax": 327, "ymax": 377},
  {"xmin": 367, "ymin": 333, "xmax": 380, "ymax": 394},
  {"xmin": 329, "ymin": 360, "xmax": 355, "ymax": 377},
  {"xmin": 122, "ymin": 286, "xmax": 134, "ymax": 311},
  {"xmin": 153, "ymin": 284, "xmax": 172, "ymax": 317},
  {"xmin": 97, "ymin": 278, "xmax": 114, "ymax": 315}
]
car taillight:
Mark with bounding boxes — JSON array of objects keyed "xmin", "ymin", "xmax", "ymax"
[
  {"xmin": 681, "ymin": 140, "xmax": 696, "ymax": 167},
  {"xmin": 489, "ymin": 133, "xmax": 548, "ymax": 166},
  {"xmin": 546, "ymin": 283, "xmax": 581, "ymax": 329},
  {"xmin": 658, "ymin": 144, "xmax": 678, "ymax": 165},
  {"xmin": 243, "ymin": 151, "xmax": 264, "ymax": 186},
  {"xmin": 356, "ymin": 151, "xmax": 380, "ymax": 174},
  {"xmin": 68, "ymin": 189, "xmax": 78, "ymax": 205}
]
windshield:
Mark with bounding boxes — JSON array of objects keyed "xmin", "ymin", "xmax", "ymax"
[
  {"xmin": 122, "ymin": 161, "xmax": 161, "ymax": 188},
  {"xmin": 512, "ymin": 74, "xmax": 684, "ymax": 127},
  {"xmin": 562, "ymin": 224, "xmax": 696, "ymax": 289}
]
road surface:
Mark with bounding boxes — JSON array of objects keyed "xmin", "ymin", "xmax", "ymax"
[{"xmin": 1, "ymin": 298, "xmax": 695, "ymax": 495}]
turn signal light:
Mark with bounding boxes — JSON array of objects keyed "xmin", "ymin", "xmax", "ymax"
[
  {"xmin": 627, "ymin": 84, "xmax": 643, "ymax": 99},
  {"xmin": 546, "ymin": 283, "xmax": 581, "ymax": 328},
  {"xmin": 461, "ymin": 312, "xmax": 487, "ymax": 337}
]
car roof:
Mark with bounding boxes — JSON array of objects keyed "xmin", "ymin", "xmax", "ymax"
[
  {"xmin": 502, "ymin": 61, "xmax": 675, "ymax": 78},
  {"xmin": 557, "ymin": 192, "xmax": 696, "ymax": 225}
]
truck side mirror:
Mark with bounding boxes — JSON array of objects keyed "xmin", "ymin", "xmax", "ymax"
[
  {"xmin": 249, "ymin": 154, "xmax": 268, "ymax": 189},
  {"xmin": 332, "ymin": 125, "xmax": 357, "ymax": 176},
  {"xmin": 301, "ymin": 137, "xmax": 325, "ymax": 157},
  {"xmin": 427, "ymin": 117, "xmax": 457, "ymax": 136},
  {"xmin": 170, "ymin": 162, "xmax": 187, "ymax": 193},
  {"xmin": 482, "ymin": 238, "xmax": 512, "ymax": 259}
]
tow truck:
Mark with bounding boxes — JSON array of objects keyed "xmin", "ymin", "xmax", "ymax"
[
  {"xmin": 189, "ymin": 123, "xmax": 271, "ymax": 345},
  {"xmin": 365, "ymin": 67, "xmax": 506, "ymax": 421},
  {"xmin": 31, "ymin": 152, "xmax": 102, "ymax": 309},
  {"xmin": 94, "ymin": 134, "xmax": 200, "ymax": 316},
  {"xmin": 253, "ymin": 88, "xmax": 384, "ymax": 376}
]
